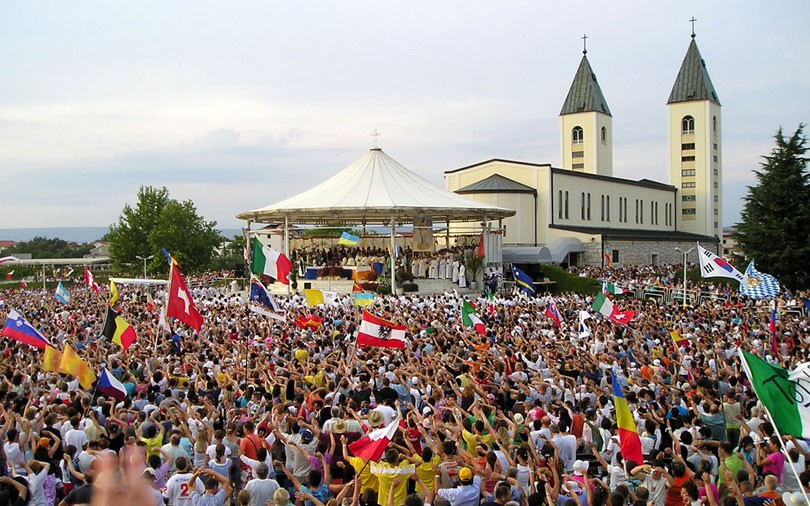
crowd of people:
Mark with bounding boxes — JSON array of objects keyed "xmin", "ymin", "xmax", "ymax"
[{"xmin": 0, "ymin": 262, "xmax": 808, "ymax": 506}]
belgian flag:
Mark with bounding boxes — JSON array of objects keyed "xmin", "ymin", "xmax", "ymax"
[{"xmin": 102, "ymin": 306, "xmax": 137, "ymax": 352}]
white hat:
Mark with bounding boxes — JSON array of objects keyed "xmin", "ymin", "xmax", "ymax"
[{"xmin": 783, "ymin": 492, "xmax": 808, "ymax": 506}]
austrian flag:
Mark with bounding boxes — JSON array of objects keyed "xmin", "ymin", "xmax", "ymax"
[{"xmin": 356, "ymin": 311, "xmax": 407, "ymax": 349}]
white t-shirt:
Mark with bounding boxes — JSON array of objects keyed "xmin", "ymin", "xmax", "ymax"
[
  {"xmin": 164, "ymin": 472, "xmax": 204, "ymax": 506},
  {"xmin": 3, "ymin": 442, "xmax": 25, "ymax": 475}
]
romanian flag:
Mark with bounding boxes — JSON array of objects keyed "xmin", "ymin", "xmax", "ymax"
[
  {"xmin": 611, "ymin": 373, "xmax": 643, "ymax": 466},
  {"xmin": 43, "ymin": 346, "xmax": 62, "ymax": 372},
  {"xmin": 112, "ymin": 316, "xmax": 137, "ymax": 352}
]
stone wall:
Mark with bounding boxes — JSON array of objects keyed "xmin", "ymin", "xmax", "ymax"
[{"xmin": 583, "ymin": 240, "xmax": 716, "ymax": 266}]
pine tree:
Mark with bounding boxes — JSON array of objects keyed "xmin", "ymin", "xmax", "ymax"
[{"xmin": 735, "ymin": 125, "xmax": 810, "ymax": 288}]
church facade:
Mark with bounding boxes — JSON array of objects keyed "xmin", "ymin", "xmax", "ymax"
[{"xmin": 445, "ymin": 35, "xmax": 722, "ymax": 267}]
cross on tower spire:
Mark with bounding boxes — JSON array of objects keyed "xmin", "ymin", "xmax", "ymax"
[
  {"xmin": 689, "ymin": 17, "xmax": 697, "ymax": 39},
  {"xmin": 581, "ymin": 33, "xmax": 588, "ymax": 55}
]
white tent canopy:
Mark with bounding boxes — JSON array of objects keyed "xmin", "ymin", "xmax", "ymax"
[{"xmin": 236, "ymin": 148, "xmax": 514, "ymax": 224}]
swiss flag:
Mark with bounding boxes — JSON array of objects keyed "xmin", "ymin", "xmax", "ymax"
[
  {"xmin": 166, "ymin": 265, "xmax": 204, "ymax": 331},
  {"xmin": 610, "ymin": 311, "xmax": 635, "ymax": 326}
]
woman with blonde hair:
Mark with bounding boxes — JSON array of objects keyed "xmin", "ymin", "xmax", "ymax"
[{"xmin": 273, "ymin": 487, "xmax": 294, "ymax": 506}]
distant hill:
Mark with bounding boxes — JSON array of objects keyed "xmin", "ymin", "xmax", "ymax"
[{"xmin": 0, "ymin": 227, "xmax": 242, "ymax": 243}]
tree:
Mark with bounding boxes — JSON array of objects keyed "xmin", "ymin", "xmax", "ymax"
[
  {"xmin": 107, "ymin": 186, "xmax": 223, "ymax": 274},
  {"xmin": 735, "ymin": 125, "xmax": 810, "ymax": 288}
]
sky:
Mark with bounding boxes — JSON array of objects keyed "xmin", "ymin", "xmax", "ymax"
[{"xmin": 1, "ymin": 1, "xmax": 808, "ymax": 232}]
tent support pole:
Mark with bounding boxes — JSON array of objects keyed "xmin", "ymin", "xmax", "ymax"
[
  {"xmin": 390, "ymin": 213, "xmax": 396, "ymax": 296},
  {"xmin": 445, "ymin": 219, "xmax": 450, "ymax": 249},
  {"xmin": 285, "ymin": 215, "xmax": 291, "ymax": 296}
]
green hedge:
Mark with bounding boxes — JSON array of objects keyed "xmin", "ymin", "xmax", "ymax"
[{"xmin": 537, "ymin": 265, "xmax": 601, "ymax": 295}]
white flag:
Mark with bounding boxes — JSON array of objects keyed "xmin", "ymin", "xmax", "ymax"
[{"xmin": 697, "ymin": 245, "xmax": 744, "ymax": 282}]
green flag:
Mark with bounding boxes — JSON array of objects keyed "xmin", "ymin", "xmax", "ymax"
[{"xmin": 739, "ymin": 350, "xmax": 810, "ymax": 438}]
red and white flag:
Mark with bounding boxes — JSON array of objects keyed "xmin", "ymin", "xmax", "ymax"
[
  {"xmin": 356, "ymin": 311, "xmax": 406, "ymax": 349},
  {"xmin": 5, "ymin": 271, "xmax": 13, "ymax": 280},
  {"xmin": 84, "ymin": 268, "xmax": 100, "ymax": 294},
  {"xmin": 166, "ymin": 265, "xmax": 204, "ymax": 331},
  {"xmin": 347, "ymin": 418, "xmax": 400, "ymax": 461}
]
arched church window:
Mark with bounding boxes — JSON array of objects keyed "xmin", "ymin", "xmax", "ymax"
[
  {"xmin": 601, "ymin": 127, "xmax": 607, "ymax": 144},
  {"xmin": 682, "ymin": 116, "xmax": 695, "ymax": 135},
  {"xmin": 713, "ymin": 116, "xmax": 717, "ymax": 132},
  {"xmin": 572, "ymin": 127, "xmax": 584, "ymax": 144}
]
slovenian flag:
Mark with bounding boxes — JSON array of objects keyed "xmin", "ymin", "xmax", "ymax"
[
  {"xmin": 461, "ymin": 300, "xmax": 486, "ymax": 335},
  {"xmin": 98, "ymin": 368, "xmax": 127, "ymax": 401},
  {"xmin": 1, "ymin": 309, "xmax": 51, "ymax": 350},
  {"xmin": 356, "ymin": 311, "xmax": 407, "ymax": 349},
  {"xmin": 55, "ymin": 282, "xmax": 71, "ymax": 305},
  {"xmin": 251, "ymin": 238, "xmax": 292, "ymax": 284},
  {"xmin": 611, "ymin": 371, "xmax": 643, "ymax": 465},
  {"xmin": 348, "ymin": 418, "xmax": 400, "ymax": 461},
  {"xmin": 338, "ymin": 232, "xmax": 360, "ymax": 246}
]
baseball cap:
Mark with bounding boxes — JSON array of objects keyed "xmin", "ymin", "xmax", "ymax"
[{"xmin": 459, "ymin": 467, "xmax": 473, "ymax": 482}]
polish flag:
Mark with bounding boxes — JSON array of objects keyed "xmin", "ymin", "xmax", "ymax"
[
  {"xmin": 347, "ymin": 418, "xmax": 400, "ymax": 461},
  {"xmin": 356, "ymin": 311, "xmax": 406, "ymax": 349}
]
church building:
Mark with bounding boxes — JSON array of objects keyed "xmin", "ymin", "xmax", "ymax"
[{"xmin": 445, "ymin": 33, "xmax": 722, "ymax": 267}]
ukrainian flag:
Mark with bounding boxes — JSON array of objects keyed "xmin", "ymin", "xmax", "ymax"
[{"xmin": 338, "ymin": 232, "xmax": 360, "ymax": 246}]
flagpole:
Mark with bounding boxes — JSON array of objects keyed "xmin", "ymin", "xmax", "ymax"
[
  {"xmin": 738, "ymin": 348, "xmax": 810, "ymax": 506},
  {"xmin": 390, "ymin": 213, "xmax": 396, "ymax": 296},
  {"xmin": 284, "ymin": 215, "xmax": 291, "ymax": 297}
]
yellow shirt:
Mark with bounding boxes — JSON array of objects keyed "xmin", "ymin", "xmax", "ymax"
[
  {"xmin": 349, "ymin": 456, "xmax": 379, "ymax": 493},
  {"xmin": 371, "ymin": 461, "xmax": 414, "ymax": 506},
  {"xmin": 413, "ymin": 454, "xmax": 441, "ymax": 486},
  {"xmin": 295, "ymin": 349, "xmax": 309, "ymax": 364},
  {"xmin": 141, "ymin": 433, "xmax": 163, "ymax": 456}
]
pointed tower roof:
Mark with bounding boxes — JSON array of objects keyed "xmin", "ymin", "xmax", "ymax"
[
  {"xmin": 668, "ymin": 38, "xmax": 720, "ymax": 105},
  {"xmin": 560, "ymin": 54, "xmax": 612, "ymax": 116}
]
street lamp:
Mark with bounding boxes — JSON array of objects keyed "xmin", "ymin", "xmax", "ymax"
[
  {"xmin": 675, "ymin": 247, "xmax": 696, "ymax": 309},
  {"xmin": 135, "ymin": 255, "xmax": 155, "ymax": 279}
]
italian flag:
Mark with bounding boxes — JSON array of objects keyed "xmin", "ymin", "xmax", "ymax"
[
  {"xmin": 251, "ymin": 238, "xmax": 292, "ymax": 284},
  {"xmin": 591, "ymin": 292, "xmax": 635, "ymax": 326},
  {"xmin": 485, "ymin": 287, "xmax": 496, "ymax": 316},
  {"xmin": 462, "ymin": 300, "xmax": 486, "ymax": 335},
  {"xmin": 602, "ymin": 281, "xmax": 624, "ymax": 295},
  {"xmin": 740, "ymin": 350, "xmax": 810, "ymax": 438}
]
